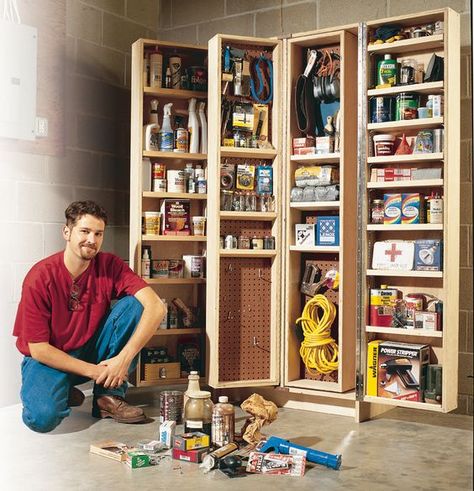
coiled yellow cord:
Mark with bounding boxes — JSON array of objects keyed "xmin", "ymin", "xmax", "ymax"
[{"xmin": 296, "ymin": 294, "xmax": 338, "ymax": 374}]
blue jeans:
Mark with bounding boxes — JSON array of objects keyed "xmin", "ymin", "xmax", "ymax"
[{"xmin": 20, "ymin": 296, "xmax": 143, "ymax": 433}]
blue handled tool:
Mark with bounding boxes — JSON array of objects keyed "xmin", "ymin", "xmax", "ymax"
[{"xmin": 257, "ymin": 435, "xmax": 342, "ymax": 470}]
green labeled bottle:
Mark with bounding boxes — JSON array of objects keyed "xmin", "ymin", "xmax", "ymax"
[{"xmin": 377, "ymin": 54, "xmax": 397, "ymax": 88}]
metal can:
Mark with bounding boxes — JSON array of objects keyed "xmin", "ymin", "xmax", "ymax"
[
  {"xmin": 160, "ymin": 390, "xmax": 184, "ymax": 424},
  {"xmin": 263, "ymin": 236, "xmax": 275, "ymax": 249},
  {"xmin": 197, "ymin": 177, "xmax": 207, "ymax": 194},
  {"xmin": 152, "ymin": 163, "xmax": 166, "ymax": 179},
  {"xmin": 396, "ymin": 92, "xmax": 420, "ymax": 121},
  {"xmin": 370, "ymin": 96, "xmax": 394, "ymax": 123},
  {"xmin": 153, "ymin": 178, "xmax": 167, "ymax": 192}
]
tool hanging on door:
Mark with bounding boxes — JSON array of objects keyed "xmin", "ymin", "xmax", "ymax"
[{"xmin": 250, "ymin": 53, "xmax": 273, "ymax": 104}]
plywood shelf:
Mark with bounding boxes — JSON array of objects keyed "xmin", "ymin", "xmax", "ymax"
[
  {"xmin": 143, "ymin": 151, "xmax": 207, "ymax": 160},
  {"xmin": 290, "ymin": 245, "xmax": 340, "ymax": 253},
  {"xmin": 142, "ymin": 235, "xmax": 207, "ymax": 241},
  {"xmin": 146, "ymin": 278, "xmax": 206, "ymax": 285},
  {"xmin": 367, "ymin": 34, "xmax": 444, "ymax": 54},
  {"xmin": 290, "ymin": 153, "xmax": 341, "ymax": 164},
  {"xmin": 152, "ymin": 328, "xmax": 203, "ymax": 336},
  {"xmin": 290, "ymin": 201, "xmax": 340, "ymax": 211},
  {"xmin": 220, "ymin": 147, "xmax": 277, "ymax": 159},
  {"xmin": 367, "ymin": 179, "xmax": 443, "ymax": 189},
  {"xmin": 368, "ymin": 117, "xmax": 443, "ymax": 131},
  {"xmin": 366, "ymin": 269, "xmax": 443, "ymax": 278},
  {"xmin": 367, "ymin": 81, "xmax": 444, "ymax": 96},
  {"xmin": 363, "ymin": 395, "xmax": 444, "ymax": 412},
  {"xmin": 367, "ymin": 153, "xmax": 444, "ymax": 164},
  {"xmin": 137, "ymin": 377, "xmax": 192, "ymax": 387},
  {"xmin": 220, "ymin": 211, "xmax": 277, "ymax": 221},
  {"xmin": 367, "ymin": 224, "xmax": 443, "ymax": 231},
  {"xmin": 143, "ymin": 192, "xmax": 207, "ymax": 200},
  {"xmin": 365, "ymin": 326, "xmax": 443, "ymax": 338},
  {"xmin": 144, "ymin": 87, "xmax": 207, "ymax": 99},
  {"xmin": 219, "ymin": 249, "xmax": 277, "ymax": 258}
]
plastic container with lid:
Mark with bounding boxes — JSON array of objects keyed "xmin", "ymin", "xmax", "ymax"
[
  {"xmin": 373, "ymin": 134, "xmax": 396, "ymax": 156},
  {"xmin": 184, "ymin": 390, "xmax": 213, "ymax": 436},
  {"xmin": 211, "ymin": 396, "xmax": 235, "ymax": 447},
  {"xmin": 183, "ymin": 371, "xmax": 201, "ymax": 416}
]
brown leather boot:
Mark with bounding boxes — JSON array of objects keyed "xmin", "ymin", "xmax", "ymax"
[
  {"xmin": 92, "ymin": 395, "xmax": 146, "ymax": 423},
  {"xmin": 68, "ymin": 387, "xmax": 85, "ymax": 407}
]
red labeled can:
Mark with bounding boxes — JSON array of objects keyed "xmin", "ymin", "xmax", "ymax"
[{"xmin": 153, "ymin": 163, "xmax": 166, "ymax": 179}]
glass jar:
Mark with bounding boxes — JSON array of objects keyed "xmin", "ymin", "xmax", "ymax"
[
  {"xmin": 251, "ymin": 236, "xmax": 264, "ymax": 250},
  {"xmin": 371, "ymin": 199, "xmax": 384, "ymax": 224},
  {"xmin": 184, "ymin": 390, "xmax": 213, "ymax": 436},
  {"xmin": 245, "ymin": 191, "xmax": 257, "ymax": 211},
  {"xmin": 258, "ymin": 193, "xmax": 274, "ymax": 212},
  {"xmin": 238, "ymin": 236, "xmax": 251, "ymax": 249},
  {"xmin": 232, "ymin": 190, "xmax": 243, "ymax": 211},
  {"xmin": 220, "ymin": 189, "xmax": 233, "ymax": 211}
]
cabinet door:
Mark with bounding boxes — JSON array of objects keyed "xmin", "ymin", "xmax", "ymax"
[
  {"xmin": 282, "ymin": 28, "xmax": 359, "ymax": 395},
  {"xmin": 206, "ymin": 34, "xmax": 282, "ymax": 388}
]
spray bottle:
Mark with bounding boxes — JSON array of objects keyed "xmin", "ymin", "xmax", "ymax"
[
  {"xmin": 143, "ymin": 99, "xmax": 160, "ymax": 151},
  {"xmin": 159, "ymin": 103, "xmax": 174, "ymax": 151},
  {"xmin": 188, "ymin": 98, "xmax": 200, "ymax": 154},
  {"xmin": 198, "ymin": 102, "xmax": 207, "ymax": 154}
]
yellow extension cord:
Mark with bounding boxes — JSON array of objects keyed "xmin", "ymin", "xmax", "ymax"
[{"xmin": 296, "ymin": 294, "xmax": 339, "ymax": 375}]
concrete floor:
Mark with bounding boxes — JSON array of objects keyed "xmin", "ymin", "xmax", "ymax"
[{"xmin": 1, "ymin": 387, "xmax": 472, "ymax": 491}]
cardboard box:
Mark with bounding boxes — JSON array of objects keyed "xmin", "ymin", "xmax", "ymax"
[
  {"xmin": 246, "ymin": 452, "xmax": 306, "ymax": 476},
  {"xmin": 89, "ymin": 441, "xmax": 129, "ymax": 462},
  {"xmin": 316, "ymin": 216, "xmax": 339, "ymax": 246},
  {"xmin": 294, "ymin": 165, "xmax": 339, "ymax": 187},
  {"xmin": 384, "ymin": 193, "xmax": 402, "ymax": 225},
  {"xmin": 414, "ymin": 311, "xmax": 440, "ymax": 331},
  {"xmin": 160, "ymin": 199, "xmax": 191, "ymax": 236},
  {"xmin": 159, "ymin": 421, "xmax": 176, "ymax": 448},
  {"xmin": 414, "ymin": 239, "xmax": 443, "ymax": 271},
  {"xmin": 293, "ymin": 146, "xmax": 317, "ymax": 155},
  {"xmin": 295, "ymin": 224, "xmax": 316, "ymax": 247},
  {"xmin": 315, "ymin": 136, "xmax": 334, "ymax": 154},
  {"xmin": 372, "ymin": 241, "xmax": 414, "ymax": 271},
  {"xmin": 172, "ymin": 447, "xmax": 209, "ymax": 463},
  {"xmin": 366, "ymin": 340, "xmax": 382, "ymax": 396},
  {"xmin": 173, "ymin": 432, "xmax": 210, "ymax": 451},
  {"xmin": 402, "ymin": 193, "xmax": 423, "ymax": 224},
  {"xmin": 292, "ymin": 136, "xmax": 315, "ymax": 150},
  {"xmin": 378, "ymin": 341, "xmax": 430, "ymax": 401},
  {"xmin": 125, "ymin": 451, "xmax": 153, "ymax": 469}
]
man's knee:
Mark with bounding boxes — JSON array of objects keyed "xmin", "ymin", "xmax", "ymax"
[{"xmin": 22, "ymin": 403, "xmax": 66, "ymax": 433}]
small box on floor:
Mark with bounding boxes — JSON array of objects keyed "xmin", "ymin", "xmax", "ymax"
[
  {"xmin": 295, "ymin": 224, "xmax": 316, "ymax": 247},
  {"xmin": 316, "ymin": 216, "xmax": 339, "ymax": 246},
  {"xmin": 378, "ymin": 341, "xmax": 430, "ymax": 402},
  {"xmin": 89, "ymin": 441, "xmax": 129, "ymax": 462},
  {"xmin": 125, "ymin": 451, "xmax": 154, "ymax": 469},
  {"xmin": 172, "ymin": 447, "xmax": 209, "ymax": 463},
  {"xmin": 246, "ymin": 452, "xmax": 306, "ymax": 476},
  {"xmin": 414, "ymin": 239, "xmax": 443, "ymax": 271},
  {"xmin": 173, "ymin": 432, "xmax": 210, "ymax": 451},
  {"xmin": 159, "ymin": 421, "xmax": 176, "ymax": 448}
]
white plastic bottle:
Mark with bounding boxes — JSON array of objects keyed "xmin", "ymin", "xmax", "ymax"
[
  {"xmin": 183, "ymin": 370, "xmax": 201, "ymax": 417},
  {"xmin": 143, "ymin": 99, "xmax": 160, "ymax": 151},
  {"xmin": 141, "ymin": 249, "xmax": 150, "ymax": 279},
  {"xmin": 188, "ymin": 98, "xmax": 200, "ymax": 154},
  {"xmin": 159, "ymin": 103, "xmax": 174, "ymax": 151},
  {"xmin": 150, "ymin": 49, "xmax": 163, "ymax": 88},
  {"xmin": 198, "ymin": 101, "xmax": 207, "ymax": 154}
]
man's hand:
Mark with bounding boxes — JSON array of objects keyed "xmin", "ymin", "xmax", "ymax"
[{"xmin": 95, "ymin": 354, "xmax": 131, "ymax": 389}]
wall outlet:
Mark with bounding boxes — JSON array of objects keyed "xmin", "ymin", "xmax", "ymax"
[{"xmin": 35, "ymin": 116, "xmax": 48, "ymax": 138}]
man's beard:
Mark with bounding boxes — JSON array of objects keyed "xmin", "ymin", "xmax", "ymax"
[{"xmin": 80, "ymin": 243, "xmax": 97, "ymax": 260}]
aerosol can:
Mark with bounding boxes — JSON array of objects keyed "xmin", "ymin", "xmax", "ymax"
[
  {"xmin": 174, "ymin": 116, "xmax": 189, "ymax": 153},
  {"xmin": 159, "ymin": 103, "xmax": 174, "ymax": 151},
  {"xmin": 188, "ymin": 98, "xmax": 199, "ymax": 154}
]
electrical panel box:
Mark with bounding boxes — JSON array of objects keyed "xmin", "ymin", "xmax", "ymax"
[{"xmin": 0, "ymin": 20, "xmax": 37, "ymax": 141}]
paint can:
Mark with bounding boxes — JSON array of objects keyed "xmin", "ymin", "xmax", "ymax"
[
  {"xmin": 183, "ymin": 255, "xmax": 203, "ymax": 278},
  {"xmin": 160, "ymin": 390, "xmax": 184, "ymax": 424},
  {"xmin": 370, "ymin": 96, "xmax": 394, "ymax": 123},
  {"xmin": 167, "ymin": 170, "xmax": 186, "ymax": 193}
]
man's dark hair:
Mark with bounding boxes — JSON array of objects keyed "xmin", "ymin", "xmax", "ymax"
[{"xmin": 65, "ymin": 201, "xmax": 108, "ymax": 227}]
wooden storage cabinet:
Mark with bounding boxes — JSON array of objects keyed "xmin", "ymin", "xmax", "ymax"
[
  {"xmin": 206, "ymin": 35, "xmax": 282, "ymax": 388},
  {"xmin": 130, "ymin": 39, "xmax": 209, "ymax": 386},
  {"xmin": 359, "ymin": 8, "xmax": 460, "ymax": 414},
  {"xmin": 284, "ymin": 28, "xmax": 359, "ymax": 395}
]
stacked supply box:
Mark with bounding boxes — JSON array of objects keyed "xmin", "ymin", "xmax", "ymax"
[{"xmin": 377, "ymin": 341, "xmax": 430, "ymax": 402}]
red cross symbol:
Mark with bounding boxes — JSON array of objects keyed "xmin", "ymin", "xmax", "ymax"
[{"xmin": 385, "ymin": 243, "xmax": 402, "ymax": 262}]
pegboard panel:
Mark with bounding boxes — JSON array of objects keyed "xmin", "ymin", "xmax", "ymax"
[
  {"xmin": 218, "ymin": 257, "xmax": 272, "ymax": 382},
  {"xmin": 302, "ymin": 257, "xmax": 340, "ymax": 383},
  {"xmin": 220, "ymin": 220, "xmax": 273, "ymax": 238}
]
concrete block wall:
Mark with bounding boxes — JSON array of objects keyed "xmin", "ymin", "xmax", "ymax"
[
  {"xmin": 0, "ymin": 0, "xmax": 158, "ymax": 407},
  {"xmin": 158, "ymin": 0, "xmax": 473, "ymax": 415}
]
